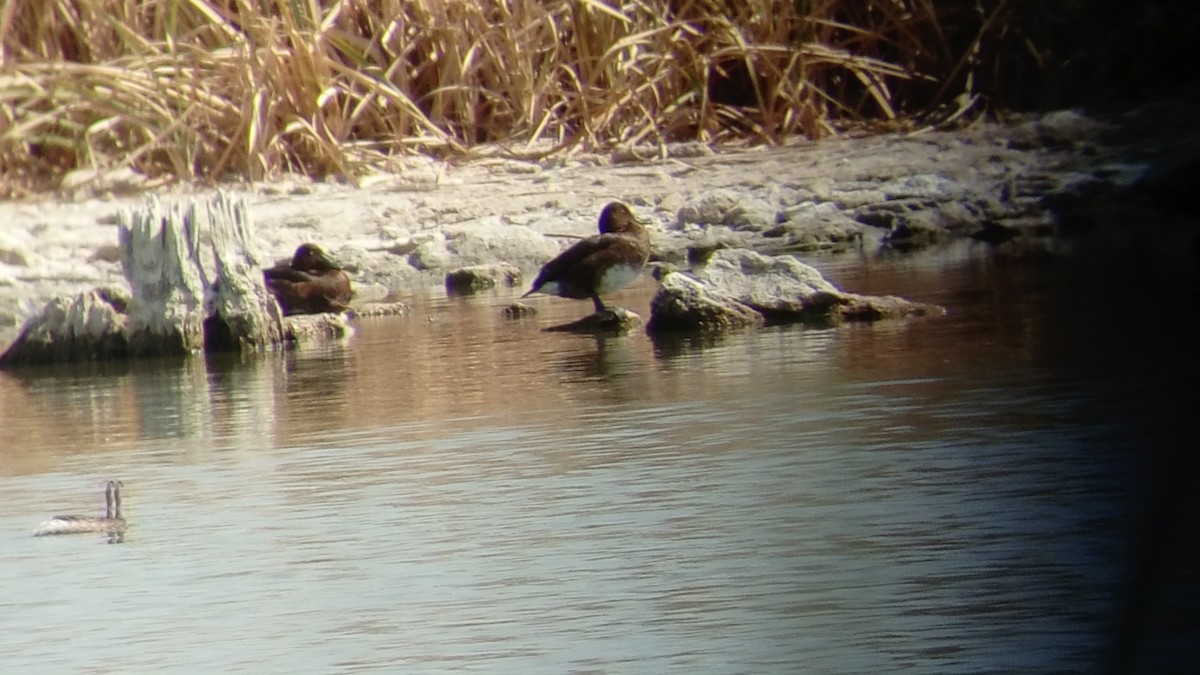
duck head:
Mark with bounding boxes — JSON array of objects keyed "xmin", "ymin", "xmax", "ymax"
[
  {"xmin": 290, "ymin": 243, "xmax": 342, "ymax": 272},
  {"xmin": 597, "ymin": 202, "xmax": 644, "ymax": 234}
]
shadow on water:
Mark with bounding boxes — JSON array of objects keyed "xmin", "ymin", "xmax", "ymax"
[
  {"xmin": 0, "ymin": 249, "xmax": 1196, "ymax": 672},
  {"xmin": 647, "ymin": 330, "xmax": 735, "ymax": 361},
  {"xmin": 553, "ymin": 334, "xmax": 636, "ymax": 381}
]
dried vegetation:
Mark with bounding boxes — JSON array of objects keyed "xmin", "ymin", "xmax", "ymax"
[{"xmin": 0, "ymin": 0, "xmax": 1191, "ymax": 196}]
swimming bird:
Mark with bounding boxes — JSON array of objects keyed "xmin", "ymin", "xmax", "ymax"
[
  {"xmin": 263, "ymin": 243, "xmax": 352, "ymax": 315},
  {"xmin": 522, "ymin": 202, "xmax": 651, "ymax": 314},
  {"xmin": 34, "ymin": 481, "xmax": 126, "ymax": 536}
]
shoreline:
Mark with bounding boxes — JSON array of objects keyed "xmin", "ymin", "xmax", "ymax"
[{"xmin": 1, "ymin": 109, "xmax": 1191, "ymax": 351}]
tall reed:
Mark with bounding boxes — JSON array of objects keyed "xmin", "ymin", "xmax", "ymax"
[{"xmin": 1, "ymin": 0, "xmax": 1185, "ymax": 196}]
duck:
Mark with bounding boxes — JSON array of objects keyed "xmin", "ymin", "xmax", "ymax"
[
  {"xmin": 34, "ymin": 480, "xmax": 126, "ymax": 536},
  {"xmin": 263, "ymin": 243, "xmax": 352, "ymax": 315},
  {"xmin": 522, "ymin": 202, "xmax": 651, "ymax": 314}
]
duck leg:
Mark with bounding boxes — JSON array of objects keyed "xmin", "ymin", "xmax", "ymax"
[{"xmin": 591, "ymin": 295, "xmax": 608, "ymax": 313}]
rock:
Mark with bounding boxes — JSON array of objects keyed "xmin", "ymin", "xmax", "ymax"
[
  {"xmin": 348, "ymin": 281, "xmax": 391, "ymax": 304},
  {"xmin": 282, "ymin": 313, "xmax": 353, "ymax": 344},
  {"xmin": 676, "ymin": 191, "xmax": 774, "ymax": 231},
  {"xmin": 1007, "ymin": 110, "xmax": 1109, "ymax": 150},
  {"xmin": 501, "ymin": 302, "xmax": 537, "ymax": 319},
  {"xmin": 404, "ymin": 222, "xmax": 561, "ymax": 274},
  {"xmin": 646, "ymin": 268, "xmax": 765, "ymax": 333},
  {"xmin": 407, "ymin": 232, "xmax": 451, "ymax": 270},
  {"xmin": 0, "ymin": 234, "xmax": 33, "ymax": 267},
  {"xmin": 445, "ymin": 263, "xmax": 522, "ymax": 295},
  {"xmin": 765, "ymin": 202, "xmax": 865, "ymax": 252},
  {"xmin": 835, "ymin": 293, "xmax": 944, "ymax": 322},
  {"xmin": 327, "ymin": 243, "xmax": 371, "ymax": 274},
  {"xmin": 0, "ymin": 287, "xmax": 129, "ymax": 366},
  {"xmin": 690, "ymin": 249, "xmax": 842, "ymax": 322},
  {"xmin": 857, "ymin": 193, "xmax": 989, "ymax": 251},
  {"xmin": 646, "ymin": 249, "xmax": 942, "ymax": 333},
  {"xmin": 881, "ymin": 214, "xmax": 948, "ymax": 251},
  {"xmin": 653, "ymin": 224, "xmax": 752, "ymax": 266},
  {"xmin": 444, "ymin": 222, "xmax": 560, "ymax": 269},
  {"xmin": 879, "ymin": 173, "xmax": 967, "ymax": 202},
  {"xmin": 827, "ymin": 187, "xmax": 886, "ymax": 209}
]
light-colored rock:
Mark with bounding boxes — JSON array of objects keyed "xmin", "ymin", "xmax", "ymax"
[
  {"xmin": 677, "ymin": 190, "xmax": 774, "ymax": 231},
  {"xmin": 444, "ymin": 222, "xmax": 561, "ymax": 269},
  {"xmin": 0, "ymin": 287, "xmax": 129, "ymax": 366},
  {"xmin": 836, "ymin": 292, "xmax": 944, "ymax": 322},
  {"xmin": 768, "ymin": 201, "xmax": 866, "ymax": 252},
  {"xmin": 647, "ymin": 269, "xmax": 765, "ymax": 333},
  {"xmin": 407, "ymin": 232, "xmax": 452, "ymax": 271},
  {"xmin": 445, "ymin": 263, "xmax": 522, "ymax": 295},
  {"xmin": 691, "ymin": 249, "xmax": 841, "ymax": 317},
  {"xmin": 500, "ymin": 302, "xmax": 537, "ymax": 320},
  {"xmin": 0, "ymin": 233, "xmax": 33, "ymax": 267},
  {"xmin": 647, "ymin": 248, "xmax": 942, "ymax": 333},
  {"xmin": 282, "ymin": 313, "xmax": 353, "ymax": 344}
]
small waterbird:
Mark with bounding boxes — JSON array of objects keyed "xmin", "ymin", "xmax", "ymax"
[
  {"xmin": 264, "ymin": 243, "xmax": 353, "ymax": 315},
  {"xmin": 522, "ymin": 202, "xmax": 652, "ymax": 315},
  {"xmin": 34, "ymin": 480, "xmax": 126, "ymax": 537}
]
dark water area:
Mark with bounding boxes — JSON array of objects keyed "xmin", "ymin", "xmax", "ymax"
[{"xmin": 0, "ymin": 242, "xmax": 1196, "ymax": 673}]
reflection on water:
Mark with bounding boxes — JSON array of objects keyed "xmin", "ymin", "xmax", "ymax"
[{"xmin": 0, "ymin": 252, "xmax": 1196, "ymax": 673}]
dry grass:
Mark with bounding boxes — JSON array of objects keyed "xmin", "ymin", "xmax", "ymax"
[{"xmin": 0, "ymin": 0, "xmax": 1187, "ymax": 196}]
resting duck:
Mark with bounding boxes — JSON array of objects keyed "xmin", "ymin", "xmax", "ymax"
[
  {"xmin": 263, "ymin": 243, "xmax": 352, "ymax": 315},
  {"xmin": 34, "ymin": 480, "xmax": 126, "ymax": 536},
  {"xmin": 523, "ymin": 202, "xmax": 651, "ymax": 314}
]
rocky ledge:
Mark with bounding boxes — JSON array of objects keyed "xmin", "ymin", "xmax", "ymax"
[{"xmin": 646, "ymin": 249, "xmax": 941, "ymax": 333}]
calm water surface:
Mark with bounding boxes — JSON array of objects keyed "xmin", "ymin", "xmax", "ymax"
[{"xmin": 0, "ymin": 247, "xmax": 1195, "ymax": 673}]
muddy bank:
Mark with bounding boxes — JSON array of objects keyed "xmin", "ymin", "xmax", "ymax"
[{"xmin": 1, "ymin": 106, "xmax": 1195, "ymax": 351}]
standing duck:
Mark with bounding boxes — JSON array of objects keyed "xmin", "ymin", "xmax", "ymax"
[
  {"xmin": 34, "ymin": 480, "xmax": 126, "ymax": 536},
  {"xmin": 263, "ymin": 243, "xmax": 352, "ymax": 315},
  {"xmin": 522, "ymin": 202, "xmax": 651, "ymax": 315}
]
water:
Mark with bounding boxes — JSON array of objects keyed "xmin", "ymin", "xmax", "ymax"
[{"xmin": 0, "ymin": 247, "xmax": 1196, "ymax": 673}]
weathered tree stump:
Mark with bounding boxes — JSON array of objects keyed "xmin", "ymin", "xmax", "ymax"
[
  {"xmin": 118, "ymin": 196, "xmax": 210, "ymax": 355},
  {"xmin": 0, "ymin": 193, "xmax": 345, "ymax": 368},
  {"xmin": 199, "ymin": 194, "xmax": 288, "ymax": 352}
]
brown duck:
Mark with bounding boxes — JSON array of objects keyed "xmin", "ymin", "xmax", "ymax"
[
  {"xmin": 523, "ymin": 202, "xmax": 651, "ymax": 313},
  {"xmin": 264, "ymin": 243, "xmax": 352, "ymax": 315}
]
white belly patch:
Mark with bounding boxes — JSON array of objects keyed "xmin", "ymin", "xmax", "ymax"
[{"xmin": 597, "ymin": 264, "xmax": 641, "ymax": 294}]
